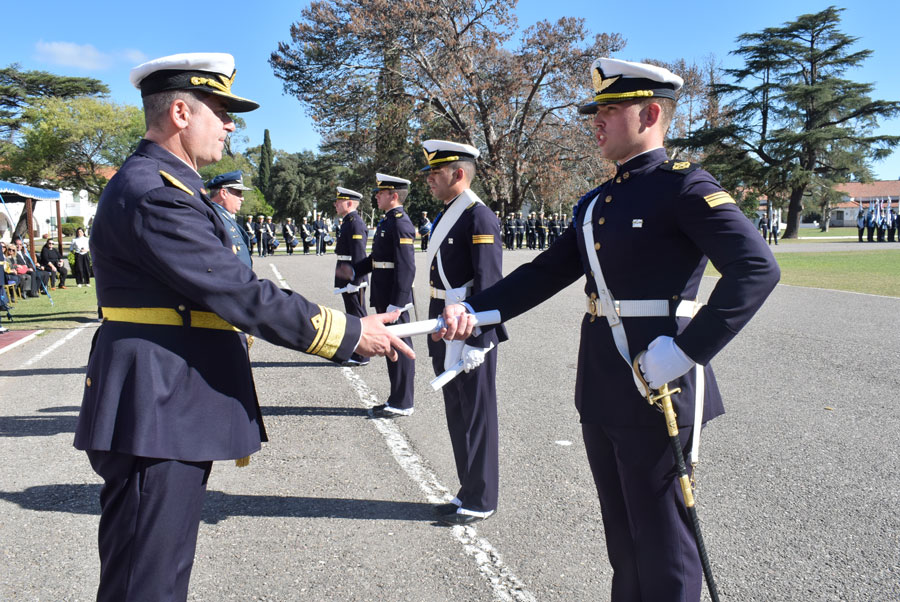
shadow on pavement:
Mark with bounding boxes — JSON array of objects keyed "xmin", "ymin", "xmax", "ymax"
[
  {"xmin": 0, "ymin": 483, "xmax": 436, "ymax": 523},
  {"xmin": 261, "ymin": 405, "xmax": 369, "ymax": 417}
]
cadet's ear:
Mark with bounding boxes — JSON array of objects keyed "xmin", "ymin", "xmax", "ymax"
[{"xmin": 641, "ymin": 101, "xmax": 662, "ymax": 128}]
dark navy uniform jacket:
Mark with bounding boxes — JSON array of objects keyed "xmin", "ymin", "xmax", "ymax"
[
  {"xmin": 427, "ymin": 199, "xmax": 508, "ymax": 358},
  {"xmin": 467, "ymin": 148, "xmax": 779, "ymax": 426},
  {"xmin": 355, "ymin": 206, "xmax": 416, "ymax": 309},
  {"xmin": 211, "ymin": 202, "xmax": 252, "ymax": 268},
  {"xmin": 334, "ymin": 210, "xmax": 368, "ymax": 288},
  {"xmin": 75, "ymin": 139, "xmax": 361, "ymax": 462}
]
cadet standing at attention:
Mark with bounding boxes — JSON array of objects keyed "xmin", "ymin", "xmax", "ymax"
[
  {"xmin": 334, "ymin": 186, "xmax": 370, "ymax": 365},
  {"xmin": 439, "ymin": 58, "xmax": 779, "ymax": 601},
  {"xmin": 421, "ymin": 139, "xmax": 507, "ymax": 525},
  {"xmin": 354, "ymin": 173, "xmax": 417, "ymax": 417},
  {"xmin": 206, "ymin": 170, "xmax": 253, "ymax": 267},
  {"xmin": 74, "ymin": 52, "xmax": 411, "ymax": 602}
]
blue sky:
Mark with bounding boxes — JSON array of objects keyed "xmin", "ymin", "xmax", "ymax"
[{"xmin": 2, "ymin": 1, "xmax": 898, "ymax": 180}]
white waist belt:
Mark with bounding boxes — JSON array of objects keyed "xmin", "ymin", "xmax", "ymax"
[
  {"xmin": 586, "ymin": 297, "xmax": 702, "ymax": 319},
  {"xmin": 373, "ymin": 261, "xmax": 395, "ymax": 269},
  {"xmin": 336, "ymin": 255, "xmax": 352, "ymax": 261},
  {"xmin": 431, "ymin": 286, "xmax": 472, "ymax": 300}
]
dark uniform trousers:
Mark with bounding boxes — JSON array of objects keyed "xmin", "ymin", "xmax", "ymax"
[
  {"xmin": 582, "ymin": 423, "xmax": 700, "ymax": 602},
  {"xmin": 380, "ymin": 308, "xmax": 415, "ymax": 410},
  {"xmin": 430, "ymin": 333, "xmax": 499, "ymax": 513},
  {"xmin": 342, "ymin": 289, "xmax": 367, "ymax": 322},
  {"xmin": 87, "ymin": 451, "xmax": 211, "ymax": 602}
]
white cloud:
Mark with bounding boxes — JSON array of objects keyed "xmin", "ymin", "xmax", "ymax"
[{"xmin": 34, "ymin": 41, "xmax": 148, "ymax": 71}]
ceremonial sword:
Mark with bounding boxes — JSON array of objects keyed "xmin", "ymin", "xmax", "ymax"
[
  {"xmin": 386, "ymin": 310, "xmax": 502, "ymax": 390},
  {"xmin": 633, "ymin": 352, "xmax": 721, "ymax": 602}
]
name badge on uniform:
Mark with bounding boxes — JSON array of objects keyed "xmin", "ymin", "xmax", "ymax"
[{"xmin": 632, "ymin": 219, "xmax": 643, "ymax": 228}]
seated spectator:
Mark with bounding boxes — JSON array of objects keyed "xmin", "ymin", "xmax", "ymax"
[
  {"xmin": 39, "ymin": 239, "xmax": 69, "ymax": 289},
  {"xmin": 69, "ymin": 227, "xmax": 92, "ymax": 287},
  {"xmin": 12, "ymin": 237, "xmax": 49, "ymax": 297}
]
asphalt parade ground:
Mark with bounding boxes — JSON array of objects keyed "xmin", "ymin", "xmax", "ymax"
[{"xmin": 1, "ymin": 247, "xmax": 898, "ymax": 601}]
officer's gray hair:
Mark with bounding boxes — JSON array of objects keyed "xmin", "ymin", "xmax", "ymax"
[
  {"xmin": 142, "ymin": 90, "xmax": 202, "ymax": 129},
  {"xmin": 395, "ymin": 188, "xmax": 409, "ymax": 204}
]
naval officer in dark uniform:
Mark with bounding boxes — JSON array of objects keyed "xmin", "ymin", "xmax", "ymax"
[
  {"xmin": 354, "ymin": 173, "xmax": 417, "ymax": 416},
  {"xmin": 439, "ymin": 58, "xmax": 779, "ymax": 601},
  {"xmin": 421, "ymin": 139, "xmax": 507, "ymax": 526},
  {"xmin": 334, "ymin": 186, "xmax": 370, "ymax": 365},
  {"xmin": 74, "ymin": 52, "xmax": 412, "ymax": 602},
  {"xmin": 206, "ymin": 170, "xmax": 253, "ymax": 267}
]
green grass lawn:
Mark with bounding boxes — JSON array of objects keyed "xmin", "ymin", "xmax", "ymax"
[
  {"xmin": 791, "ymin": 226, "xmax": 858, "ymax": 239},
  {"xmin": 4, "ymin": 284, "xmax": 99, "ymax": 331},
  {"xmin": 706, "ymin": 250, "xmax": 900, "ymax": 297}
]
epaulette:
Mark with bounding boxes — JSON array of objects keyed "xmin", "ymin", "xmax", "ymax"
[
  {"xmin": 572, "ymin": 184, "xmax": 604, "ymax": 223},
  {"xmin": 159, "ymin": 170, "xmax": 194, "ymax": 196},
  {"xmin": 466, "ymin": 202, "xmax": 478, "ymax": 211},
  {"xmin": 393, "ymin": 209, "xmax": 403, "ymax": 218},
  {"xmin": 658, "ymin": 160, "xmax": 700, "ymax": 175}
]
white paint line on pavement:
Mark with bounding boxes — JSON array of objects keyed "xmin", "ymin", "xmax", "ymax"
[
  {"xmin": 342, "ymin": 366, "xmax": 537, "ymax": 602},
  {"xmin": 777, "ymin": 282, "xmax": 900, "ymax": 300},
  {"xmin": 269, "ymin": 264, "xmax": 290, "ymax": 289},
  {"xmin": 555, "ymin": 440, "xmax": 573, "ymax": 446},
  {"xmin": 0, "ymin": 329, "xmax": 44, "ymax": 357},
  {"xmin": 20, "ymin": 322, "xmax": 92, "ymax": 367}
]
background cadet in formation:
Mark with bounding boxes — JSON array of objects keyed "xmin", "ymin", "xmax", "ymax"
[
  {"xmin": 334, "ymin": 187, "xmax": 370, "ymax": 366},
  {"xmin": 856, "ymin": 208, "xmax": 865, "ymax": 242},
  {"xmin": 70, "ymin": 226, "xmax": 92, "ymax": 287},
  {"xmin": 205, "ymin": 170, "xmax": 253, "ymax": 267},
  {"xmin": 38, "ymin": 239, "xmax": 69, "ymax": 289},
  {"xmin": 314, "ymin": 211, "xmax": 328, "ymax": 255},
  {"xmin": 866, "ymin": 208, "xmax": 876, "ymax": 241},
  {"xmin": 355, "ymin": 173, "xmax": 417, "ymax": 417},
  {"xmin": 888, "ymin": 209, "xmax": 897, "ymax": 242},
  {"xmin": 244, "ymin": 216, "xmax": 257, "ymax": 255},
  {"xmin": 760, "ymin": 213, "xmax": 770, "ymax": 241},
  {"xmin": 525, "ymin": 212, "xmax": 536, "ymax": 249},
  {"xmin": 514, "ymin": 211, "xmax": 525, "ymax": 249},
  {"xmin": 503, "ymin": 213, "xmax": 515, "ymax": 249},
  {"xmin": 74, "ymin": 52, "xmax": 411, "ymax": 602},
  {"xmin": 282, "ymin": 217, "xmax": 298, "ymax": 254},
  {"xmin": 300, "ymin": 216, "xmax": 314, "ymax": 254},
  {"xmin": 265, "ymin": 216, "xmax": 278, "ymax": 254},
  {"xmin": 253, "ymin": 214, "xmax": 268, "ymax": 257},
  {"xmin": 418, "ymin": 211, "xmax": 431, "ymax": 251},
  {"xmin": 536, "ymin": 212, "xmax": 547, "ymax": 249},
  {"xmin": 421, "ymin": 139, "xmax": 507, "ymax": 526},
  {"xmin": 438, "ymin": 58, "xmax": 780, "ymax": 602}
]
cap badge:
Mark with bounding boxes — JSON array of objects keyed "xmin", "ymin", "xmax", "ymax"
[
  {"xmin": 424, "ymin": 149, "xmax": 437, "ymax": 163},
  {"xmin": 189, "ymin": 70, "xmax": 236, "ymax": 95},
  {"xmin": 592, "ymin": 68, "xmax": 620, "ymax": 94}
]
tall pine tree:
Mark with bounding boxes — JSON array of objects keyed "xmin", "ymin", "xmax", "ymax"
[
  {"xmin": 674, "ymin": 6, "xmax": 900, "ymax": 238},
  {"xmin": 258, "ymin": 129, "xmax": 273, "ymax": 201}
]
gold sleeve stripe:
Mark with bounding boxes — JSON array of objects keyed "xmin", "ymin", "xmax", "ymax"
[
  {"xmin": 704, "ymin": 191, "xmax": 735, "ymax": 208},
  {"xmin": 159, "ymin": 170, "xmax": 194, "ymax": 196},
  {"xmin": 305, "ymin": 306, "xmax": 347, "ymax": 359},
  {"xmin": 352, "ymin": 234, "xmax": 363, "ymax": 239},
  {"xmin": 472, "ymin": 235, "xmax": 495, "ymax": 244},
  {"xmin": 399, "ymin": 238, "xmax": 414, "ymax": 244}
]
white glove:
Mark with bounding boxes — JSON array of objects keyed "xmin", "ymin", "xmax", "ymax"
[
  {"xmin": 344, "ymin": 283, "xmax": 360, "ymax": 294},
  {"xmin": 638, "ymin": 336, "xmax": 695, "ymax": 390},
  {"xmin": 462, "ymin": 345, "xmax": 487, "ymax": 373}
]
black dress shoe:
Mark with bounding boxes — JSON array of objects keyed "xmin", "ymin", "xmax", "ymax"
[
  {"xmin": 432, "ymin": 502, "xmax": 460, "ymax": 516},
  {"xmin": 370, "ymin": 404, "xmax": 410, "ymax": 418},
  {"xmin": 438, "ymin": 510, "xmax": 494, "ymax": 526}
]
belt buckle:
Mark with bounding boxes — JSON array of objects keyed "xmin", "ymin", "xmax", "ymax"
[{"xmin": 588, "ymin": 293, "xmax": 598, "ymax": 322}]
